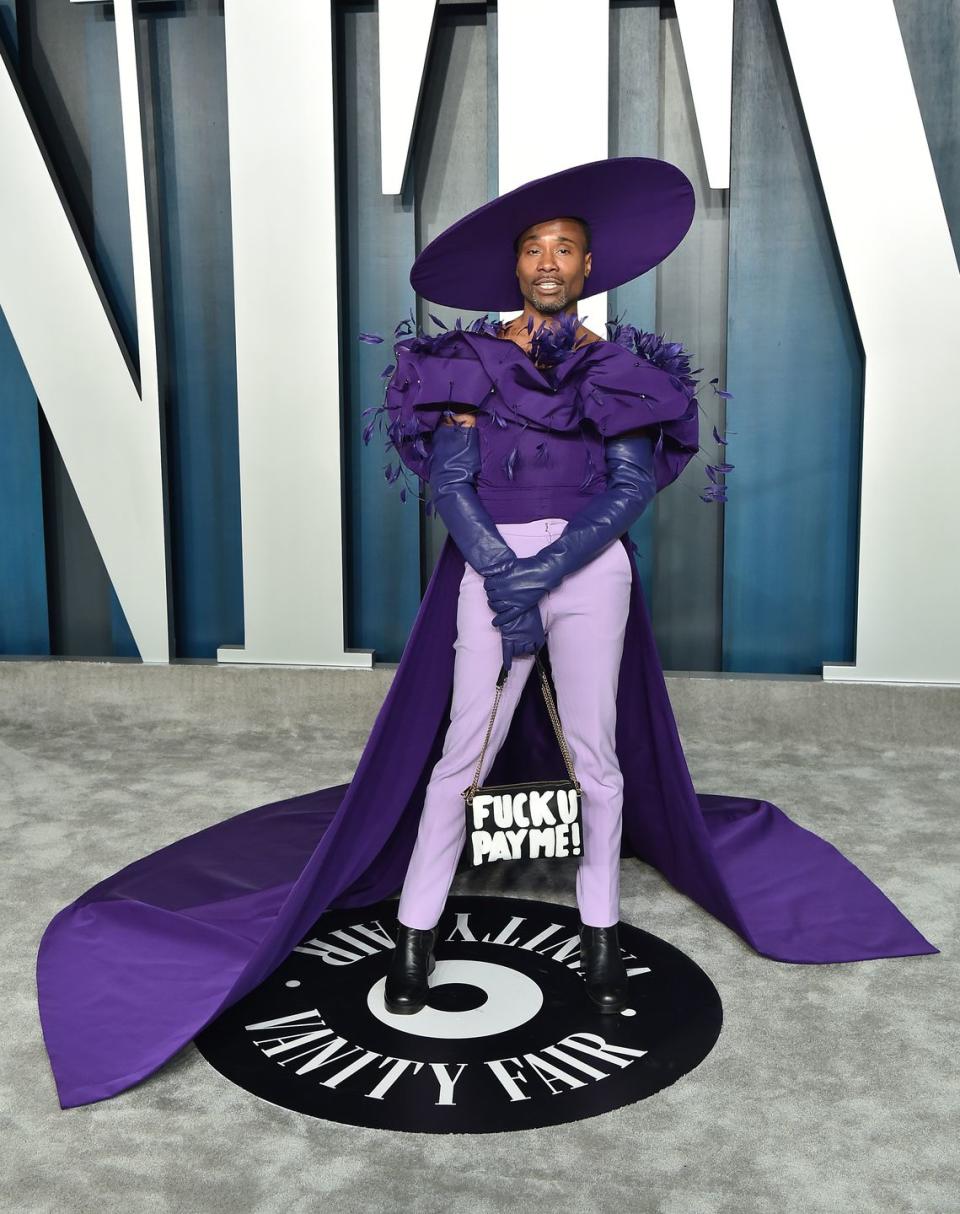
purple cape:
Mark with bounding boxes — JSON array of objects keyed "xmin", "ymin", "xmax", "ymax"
[
  {"xmin": 36, "ymin": 531, "xmax": 938, "ymax": 1109},
  {"xmin": 37, "ymin": 316, "xmax": 938, "ymax": 1109}
]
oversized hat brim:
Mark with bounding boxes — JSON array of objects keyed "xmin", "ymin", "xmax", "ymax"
[{"xmin": 409, "ymin": 156, "xmax": 695, "ymax": 312}]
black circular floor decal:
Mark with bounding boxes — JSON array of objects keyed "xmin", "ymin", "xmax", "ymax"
[{"xmin": 195, "ymin": 895, "xmax": 722, "ymax": 1133}]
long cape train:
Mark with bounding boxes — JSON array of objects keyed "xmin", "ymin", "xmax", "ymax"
[{"xmin": 36, "ymin": 533, "xmax": 938, "ymax": 1109}]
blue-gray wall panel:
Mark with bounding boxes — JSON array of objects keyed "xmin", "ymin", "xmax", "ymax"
[
  {"xmin": 0, "ymin": 313, "xmax": 49, "ymax": 655},
  {"xmin": 0, "ymin": 6, "xmax": 50, "ymax": 657},
  {"xmin": 413, "ymin": 5, "xmax": 496, "ymax": 577},
  {"xmin": 148, "ymin": 2, "xmax": 243, "ymax": 659},
  {"xmin": 340, "ymin": 2, "xmax": 421, "ymax": 663},
  {"xmin": 11, "ymin": 0, "xmax": 121, "ymax": 658},
  {"xmin": 609, "ymin": 0, "xmax": 661, "ymax": 616},
  {"xmin": 656, "ymin": 7, "xmax": 729, "ymax": 670},
  {"xmin": 895, "ymin": 0, "xmax": 960, "ymax": 262},
  {"xmin": 724, "ymin": 0, "xmax": 861, "ymax": 674}
]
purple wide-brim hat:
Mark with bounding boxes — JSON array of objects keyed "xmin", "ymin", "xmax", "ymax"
[{"xmin": 410, "ymin": 156, "xmax": 695, "ymax": 313}]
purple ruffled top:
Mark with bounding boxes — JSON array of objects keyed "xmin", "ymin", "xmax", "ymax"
[{"xmin": 360, "ymin": 311, "xmax": 732, "ymax": 522}]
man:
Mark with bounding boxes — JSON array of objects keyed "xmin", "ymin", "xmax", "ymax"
[
  {"xmin": 384, "ymin": 204, "xmax": 667, "ymax": 1015},
  {"xmin": 34, "ymin": 156, "xmax": 935, "ymax": 1113}
]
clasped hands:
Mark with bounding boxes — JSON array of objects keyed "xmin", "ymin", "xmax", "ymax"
[
  {"xmin": 480, "ymin": 551, "xmax": 557, "ymax": 671},
  {"xmin": 483, "ymin": 554, "xmax": 557, "ymax": 628},
  {"xmin": 427, "ymin": 421, "xmax": 654, "ymax": 673}
]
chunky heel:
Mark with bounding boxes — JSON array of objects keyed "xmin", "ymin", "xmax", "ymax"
[
  {"xmin": 579, "ymin": 923, "xmax": 628, "ymax": 1013},
  {"xmin": 384, "ymin": 925, "xmax": 436, "ymax": 1014}
]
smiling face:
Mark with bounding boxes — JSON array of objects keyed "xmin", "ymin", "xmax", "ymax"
[{"xmin": 513, "ymin": 216, "xmax": 592, "ymax": 317}]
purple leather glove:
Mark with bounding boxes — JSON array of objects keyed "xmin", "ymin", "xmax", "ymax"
[
  {"xmin": 495, "ymin": 605, "xmax": 546, "ymax": 673},
  {"xmin": 483, "ymin": 430, "xmax": 656, "ymax": 626},
  {"xmin": 428, "ymin": 419, "xmax": 545, "ymax": 671}
]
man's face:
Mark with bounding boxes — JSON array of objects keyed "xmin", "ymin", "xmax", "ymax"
[{"xmin": 514, "ymin": 217, "xmax": 592, "ymax": 315}]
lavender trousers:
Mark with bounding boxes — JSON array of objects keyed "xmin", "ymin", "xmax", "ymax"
[{"xmin": 397, "ymin": 516, "xmax": 633, "ymax": 930}]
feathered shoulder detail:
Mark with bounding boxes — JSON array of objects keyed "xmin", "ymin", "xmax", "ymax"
[{"xmin": 358, "ymin": 309, "xmax": 734, "ymax": 507}]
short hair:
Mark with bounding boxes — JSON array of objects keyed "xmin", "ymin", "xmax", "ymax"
[{"xmin": 513, "ymin": 216, "xmax": 592, "ymax": 259}]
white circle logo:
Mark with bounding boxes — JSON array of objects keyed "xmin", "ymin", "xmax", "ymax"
[
  {"xmin": 367, "ymin": 959, "xmax": 543, "ymax": 1038},
  {"xmin": 195, "ymin": 896, "xmax": 723, "ymax": 1133}
]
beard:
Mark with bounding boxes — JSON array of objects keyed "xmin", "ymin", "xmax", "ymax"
[{"xmin": 529, "ymin": 284, "xmax": 569, "ymax": 313}]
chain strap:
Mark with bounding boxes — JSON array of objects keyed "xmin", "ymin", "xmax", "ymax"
[
  {"xmin": 536, "ymin": 657, "xmax": 581, "ymax": 789},
  {"xmin": 462, "ymin": 653, "xmax": 581, "ymax": 802}
]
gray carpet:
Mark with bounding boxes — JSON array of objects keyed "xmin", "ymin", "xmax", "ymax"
[{"xmin": 2, "ymin": 660, "xmax": 957, "ymax": 1214}]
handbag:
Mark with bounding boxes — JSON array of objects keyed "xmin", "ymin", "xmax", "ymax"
[{"xmin": 462, "ymin": 652, "xmax": 584, "ymax": 867}]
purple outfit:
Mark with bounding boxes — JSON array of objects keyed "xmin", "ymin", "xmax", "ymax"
[
  {"xmin": 35, "ymin": 321, "xmax": 938, "ymax": 1111},
  {"xmin": 379, "ymin": 322, "xmax": 699, "ymax": 522},
  {"xmin": 398, "ymin": 516, "xmax": 633, "ymax": 930}
]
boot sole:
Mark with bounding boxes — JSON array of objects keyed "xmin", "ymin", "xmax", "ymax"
[
  {"xmin": 383, "ymin": 998, "xmax": 424, "ymax": 1015},
  {"xmin": 586, "ymin": 991, "xmax": 627, "ymax": 1014},
  {"xmin": 591, "ymin": 1000, "xmax": 627, "ymax": 1014}
]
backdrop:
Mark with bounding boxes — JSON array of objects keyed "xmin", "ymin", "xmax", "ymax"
[{"xmin": 1, "ymin": 0, "xmax": 958, "ymax": 674}]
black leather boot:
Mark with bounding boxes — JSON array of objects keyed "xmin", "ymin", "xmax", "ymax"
[
  {"xmin": 384, "ymin": 925, "xmax": 436, "ymax": 1014},
  {"xmin": 579, "ymin": 923, "xmax": 628, "ymax": 1013}
]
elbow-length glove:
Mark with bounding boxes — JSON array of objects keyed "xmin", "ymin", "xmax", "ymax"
[
  {"xmin": 429, "ymin": 419, "xmax": 546, "ymax": 671},
  {"xmin": 483, "ymin": 430, "xmax": 657, "ymax": 627}
]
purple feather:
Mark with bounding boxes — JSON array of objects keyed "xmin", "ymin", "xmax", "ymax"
[
  {"xmin": 394, "ymin": 310, "xmax": 417, "ymax": 338},
  {"xmin": 526, "ymin": 309, "xmax": 594, "ymax": 369},
  {"xmin": 361, "ymin": 307, "xmax": 738, "ymax": 510},
  {"xmin": 578, "ymin": 447, "xmax": 599, "ymax": 491}
]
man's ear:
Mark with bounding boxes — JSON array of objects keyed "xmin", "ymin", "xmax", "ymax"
[{"xmin": 584, "ymin": 251, "xmax": 592, "ymax": 278}]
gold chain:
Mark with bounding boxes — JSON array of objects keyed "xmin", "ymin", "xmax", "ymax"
[
  {"xmin": 463, "ymin": 676, "xmax": 504, "ymax": 800},
  {"xmin": 462, "ymin": 654, "xmax": 582, "ymax": 801},
  {"xmin": 537, "ymin": 658, "xmax": 580, "ymax": 788}
]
